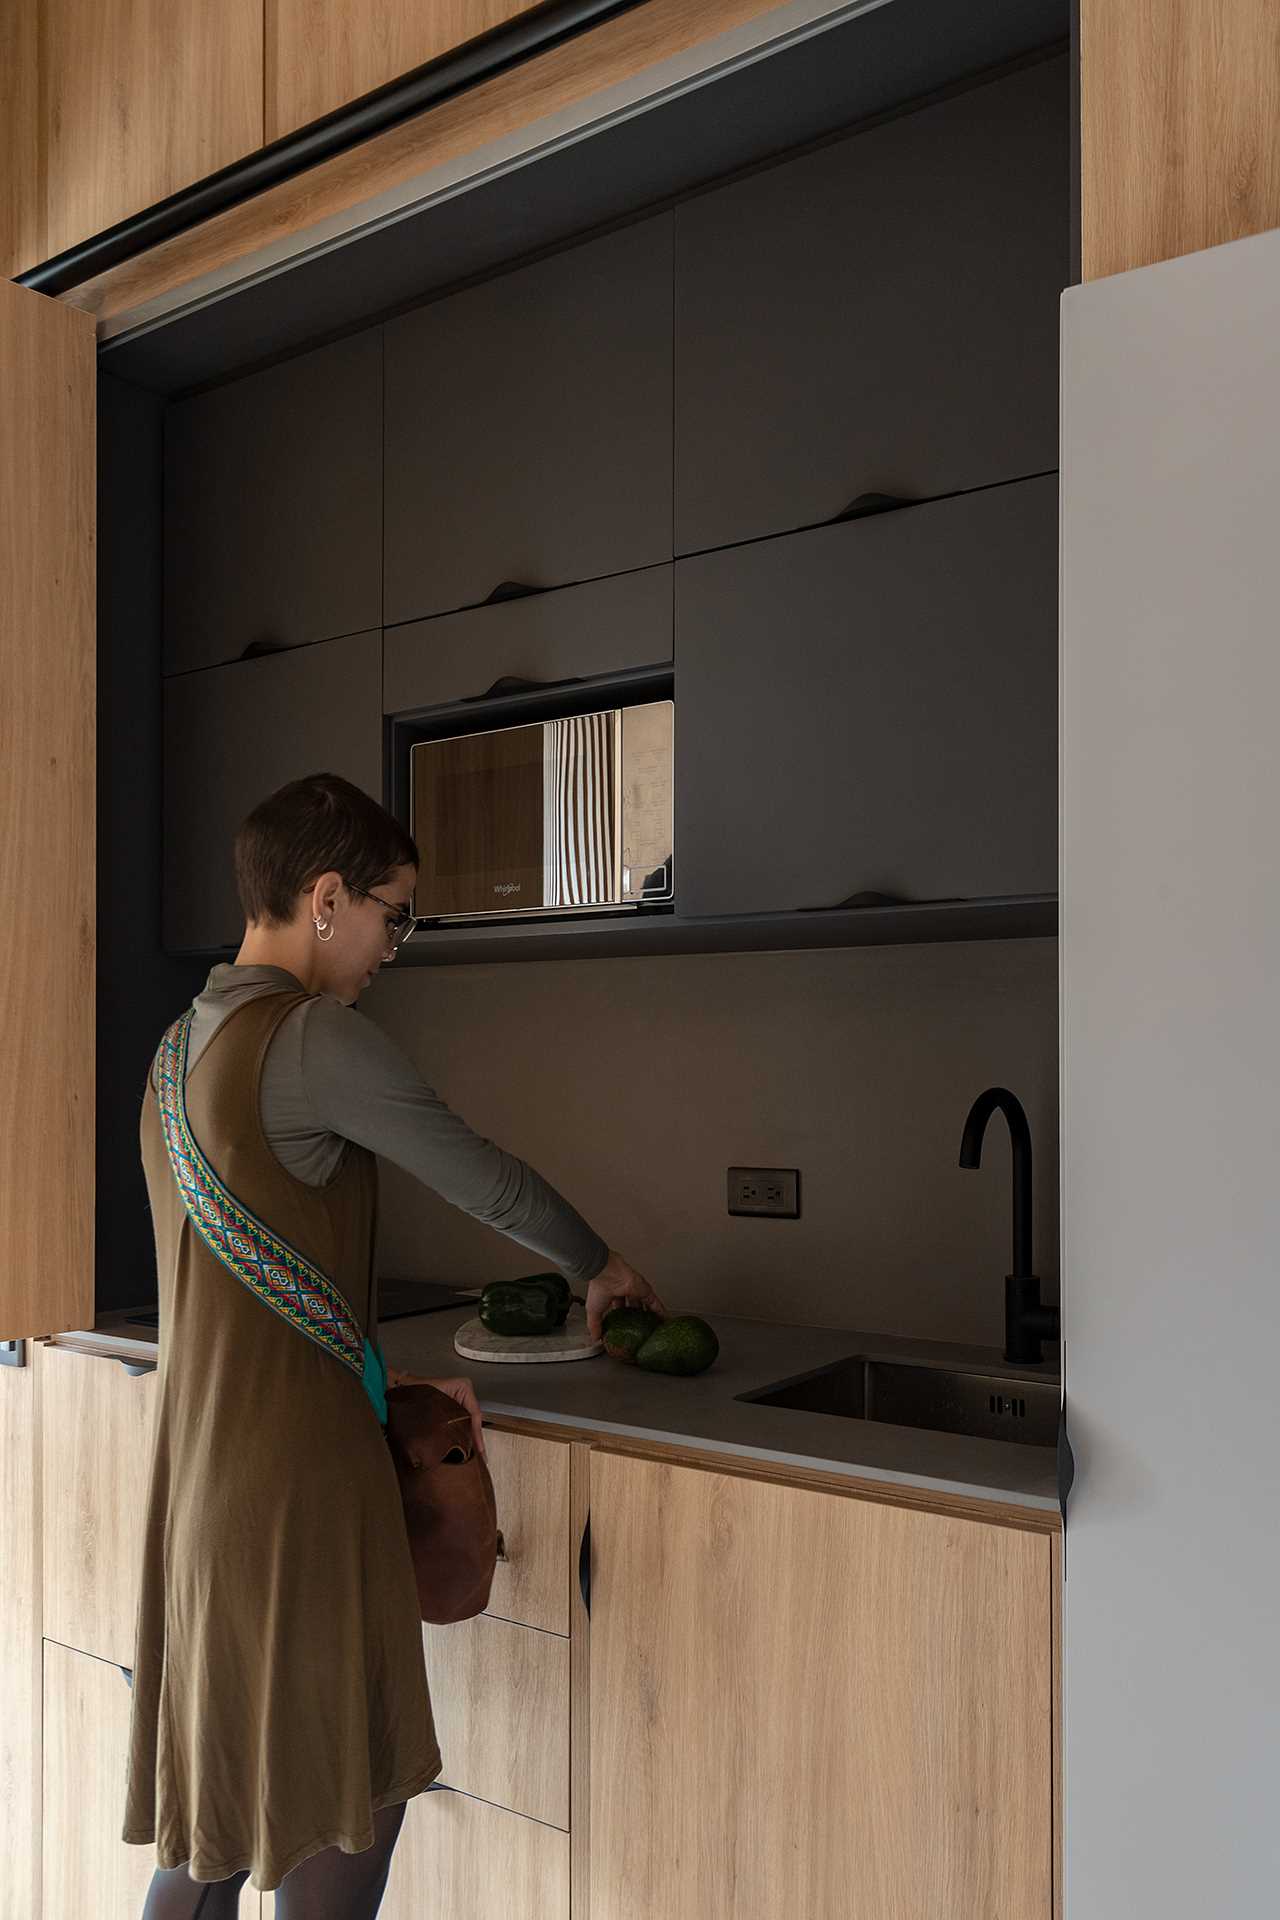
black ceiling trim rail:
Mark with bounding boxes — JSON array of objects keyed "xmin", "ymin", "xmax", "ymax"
[{"xmin": 17, "ymin": 0, "xmax": 651, "ymax": 297}]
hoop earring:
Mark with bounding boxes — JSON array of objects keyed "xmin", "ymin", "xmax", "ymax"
[{"xmin": 314, "ymin": 916, "xmax": 334, "ymax": 943}]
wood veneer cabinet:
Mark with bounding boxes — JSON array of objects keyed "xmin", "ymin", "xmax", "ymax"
[
  {"xmin": 39, "ymin": 0, "xmax": 262, "ymax": 267},
  {"xmin": 42, "ymin": 1639, "xmax": 260, "ymax": 1918},
  {"xmin": 265, "ymin": 1, "xmax": 543, "ymax": 142},
  {"xmin": 38, "ymin": 1343, "xmax": 157, "ymax": 1672},
  {"xmin": 0, "ymin": 278, "xmax": 95, "ymax": 1343},
  {"xmin": 588, "ymin": 1451, "xmax": 1055, "ymax": 1920},
  {"xmin": 381, "ymin": 1786, "xmax": 570, "ymax": 1920}
]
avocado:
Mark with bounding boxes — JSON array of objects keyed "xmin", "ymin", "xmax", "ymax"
[
  {"xmin": 635, "ymin": 1315, "xmax": 719, "ymax": 1376},
  {"xmin": 602, "ymin": 1306, "xmax": 662, "ymax": 1363}
]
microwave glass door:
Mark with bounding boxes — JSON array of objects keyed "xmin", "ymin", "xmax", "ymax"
[{"xmin": 411, "ymin": 701, "xmax": 672, "ymax": 919}]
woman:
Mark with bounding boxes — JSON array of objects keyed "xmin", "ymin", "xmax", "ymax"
[{"xmin": 127, "ymin": 771, "xmax": 663, "ymax": 1917}]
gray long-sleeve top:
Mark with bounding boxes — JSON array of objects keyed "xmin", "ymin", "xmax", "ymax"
[{"xmin": 174, "ymin": 963, "xmax": 608, "ymax": 1284}]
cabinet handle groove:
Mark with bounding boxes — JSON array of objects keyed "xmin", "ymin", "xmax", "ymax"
[
  {"xmin": 830, "ymin": 491, "xmax": 915, "ymax": 524},
  {"xmin": 578, "ymin": 1514, "xmax": 591, "ymax": 1618}
]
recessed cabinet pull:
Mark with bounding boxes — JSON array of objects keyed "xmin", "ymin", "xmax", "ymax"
[
  {"xmin": 830, "ymin": 491, "xmax": 915, "ymax": 524},
  {"xmin": 481, "ymin": 580, "xmax": 545, "ymax": 605},
  {"xmin": 578, "ymin": 1514, "xmax": 591, "ymax": 1619},
  {"xmin": 462, "ymin": 671, "xmax": 587, "ymax": 703},
  {"xmin": 238, "ymin": 636, "xmax": 292, "ymax": 660},
  {"xmin": 119, "ymin": 1358, "xmax": 157, "ymax": 1376},
  {"xmin": 495, "ymin": 1528, "xmax": 508, "ymax": 1563}
]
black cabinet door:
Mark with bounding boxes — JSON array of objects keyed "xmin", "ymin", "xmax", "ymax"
[
  {"xmin": 383, "ymin": 565, "xmax": 672, "ymax": 714},
  {"xmin": 674, "ymin": 476, "xmax": 1057, "ymax": 918},
  {"xmin": 164, "ymin": 331, "xmax": 381, "ymax": 675},
  {"xmin": 163, "ymin": 630, "xmax": 383, "ymax": 951},
  {"xmin": 675, "ymin": 56, "xmax": 1067, "ymax": 555},
  {"xmin": 383, "ymin": 215, "xmax": 673, "ymax": 626}
]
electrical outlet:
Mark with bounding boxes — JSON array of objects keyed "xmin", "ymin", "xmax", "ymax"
[{"xmin": 727, "ymin": 1166, "xmax": 801, "ymax": 1218}]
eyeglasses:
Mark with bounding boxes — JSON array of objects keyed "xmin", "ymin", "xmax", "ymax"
[{"xmin": 346, "ymin": 883, "xmax": 418, "ymax": 957}]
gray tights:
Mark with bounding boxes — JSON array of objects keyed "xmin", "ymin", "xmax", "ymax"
[{"xmin": 140, "ymin": 1799, "xmax": 406, "ymax": 1920}]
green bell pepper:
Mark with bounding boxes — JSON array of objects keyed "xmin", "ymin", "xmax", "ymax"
[{"xmin": 478, "ymin": 1273, "xmax": 574, "ymax": 1337}]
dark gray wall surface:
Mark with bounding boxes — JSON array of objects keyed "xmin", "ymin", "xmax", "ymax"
[
  {"xmin": 383, "ymin": 563, "xmax": 672, "ymax": 713},
  {"xmin": 163, "ymin": 629, "xmax": 384, "ymax": 952},
  {"xmin": 164, "ymin": 330, "xmax": 382, "ymax": 674},
  {"xmin": 98, "ymin": 374, "xmax": 208, "ymax": 1313},
  {"xmin": 383, "ymin": 215, "xmax": 674, "ymax": 625},
  {"xmin": 674, "ymin": 54, "xmax": 1068, "ymax": 554},
  {"xmin": 674, "ymin": 475, "xmax": 1058, "ymax": 917}
]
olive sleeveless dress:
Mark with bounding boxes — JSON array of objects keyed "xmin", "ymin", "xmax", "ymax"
[{"xmin": 122, "ymin": 989, "xmax": 442, "ymax": 1889}]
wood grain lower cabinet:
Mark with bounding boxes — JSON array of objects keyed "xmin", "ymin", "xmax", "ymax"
[
  {"xmin": 41, "ymin": 1639, "xmax": 258, "ymax": 1918},
  {"xmin": 482, "ymin": 1427, "xmax": 573, "ymax": 1635},
  {"xmin": 588, "ymin": 1452, "xmax": 1054, "ymax": 1920},
  {"xmin": 38, "ymin": 1344, "xmax": 157, "ymax": 1673},
  {"xmin": 423, "ymin": 1614, "xmax": 570, "ymax": 1828},
  {"xmin": 1, "ymin": 1359, "xmax": 40, "ymax": 1920},
  {"xmin": 162, "ymin": 629, "xmax": 383, "ymax": 952},
  {"xmin": 381, "ymin": 1786, "xmax": 569, "ymax": 1920}
]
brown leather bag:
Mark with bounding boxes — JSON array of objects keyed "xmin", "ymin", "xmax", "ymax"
[{"xmin": 385, "ymin": 1383, "xmax": 500, "ymax": 1625}]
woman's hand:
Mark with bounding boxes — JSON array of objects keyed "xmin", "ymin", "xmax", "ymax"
[
  {"xmin": 584, "ymin": 1248, "xmax": 666, "ymax": 1343},
  {"xmin": 387, "ymin": 1367, "xmax": 487, "ymax": 1461}
]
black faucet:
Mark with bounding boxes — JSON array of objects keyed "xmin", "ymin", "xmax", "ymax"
[{"xmin": 958, "ymin": 1086, "xmax": 1059, "ymax": 1365}]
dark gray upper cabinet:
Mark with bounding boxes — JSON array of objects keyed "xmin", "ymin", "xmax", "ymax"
[
  {"xmin": 674, "ymin": 56, "xmax": 1067, "ymax": 555},
  {"xmin": 674, "ymin": 476, "xmax": 1057, "ymax": 918},
  {"xmin": 383, "ymin": 565, "xmax": 672, "ymax": 714},
  {"xmin": 163, "ymin": 630, "xmax": 383, "ymax": 952},
  {"xmin": 383, "ymin": 215, "xmax": 674, "ymax": 627},
  {"xmin": 164, "ymin": 332, "xmax": 382, "ymax": 675}
]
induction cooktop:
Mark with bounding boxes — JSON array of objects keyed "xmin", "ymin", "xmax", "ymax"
[{"xmin": 121, "ymin": 1277, "xmax": 477, "ymax": 1330}]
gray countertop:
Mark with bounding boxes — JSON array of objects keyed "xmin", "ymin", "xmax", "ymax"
[
  {"xmin": 81, "ymin": 1301, "xmax": 1059, "ymax": 1513},
  {"xmin": 379, "ymin": 1304, "xmax": 1061, "ymax": 1513}
]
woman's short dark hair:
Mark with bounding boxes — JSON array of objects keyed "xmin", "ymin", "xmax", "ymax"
[{"xmin": 235, "ymin": 773, "xmax": 419, "ymax": 927}]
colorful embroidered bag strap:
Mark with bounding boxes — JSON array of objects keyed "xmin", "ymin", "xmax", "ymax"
[{"xmin": 155, "ymin": 1006, "xmax": 388, "ymax": 1425}]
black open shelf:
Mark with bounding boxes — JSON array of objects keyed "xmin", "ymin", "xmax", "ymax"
[{"xmin": 392, "ymin": 894, "xmax": 1057, "ymax": 966}]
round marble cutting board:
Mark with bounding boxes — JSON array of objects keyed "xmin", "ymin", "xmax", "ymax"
[{"xmin": 453, "ymin": 1301, "xmax": 603, "ymax": 1363}]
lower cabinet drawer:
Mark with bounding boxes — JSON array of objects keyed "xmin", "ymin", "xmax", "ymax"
[
  {"xmin": 39, "ymin": 1344, "xmax": 157, "ymax": 1670},
  {"xmin": 424, "ymin": 1614, "xmax": 570, "ymax": 1829},
  {"xmin": 483, "ymin": 1429, "xmax": 572, "ymax": 1635},
  {"xmin": 42, "ymin": 1639, "xmax": 257, "ymax": 1918},
  {"xmin": 381, "ymin": 1786, "xmax": 570, "ymax": 1920}
]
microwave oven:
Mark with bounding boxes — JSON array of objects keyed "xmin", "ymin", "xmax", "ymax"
[{"xmin": 409, "ymin": 699, "xmax": 673, "ymax": 920}]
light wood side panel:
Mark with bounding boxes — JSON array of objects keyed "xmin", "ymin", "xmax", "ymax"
[
  {"xmin": 0, "ymin": 0, "xmax": 43, "ymax": 275},
  {"xmin": 265, "ymin": 1, "xmax": 543, "ymax": 142},
  {"xmin": 382, "ymin": 1786, "xmax": 569, "ymax": 1920},
  {"xmin": 64, "ymin": 0, "xmax": 785, "ymax": 327},
  {"xmin": 0, "ymin": 1359, "xmax": 41, "ymax": 1920},
  {"xmin": 1081, "ymin": 0, "xmax": 1280, "ymax": 279},
  {"xmin": 40, "ymin": 0, "xmax": 263, "ymax": 263},
  {"xmin": 423, "ymin": 1613, "xmax": 570, "ymax": 1828},
  {"xmin": 0, "ymin": 278, "xmax": 95, "ymax": 1341},
  {"xmin": 484, "ymin": 1427, "xmax": 572, "ymax": 1634},
  {"xmin": 590, "ymin": 1451, "xmax": 1053, "ymax": 1920},
  {"xmin": 38, "ymin": 1344, "xmax": 157, "ymax": 1671}
]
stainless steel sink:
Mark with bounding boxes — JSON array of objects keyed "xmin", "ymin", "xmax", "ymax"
[{"xmin": 736, "ymin": 1356, "xmax": 1059, "ymax": 1447}]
